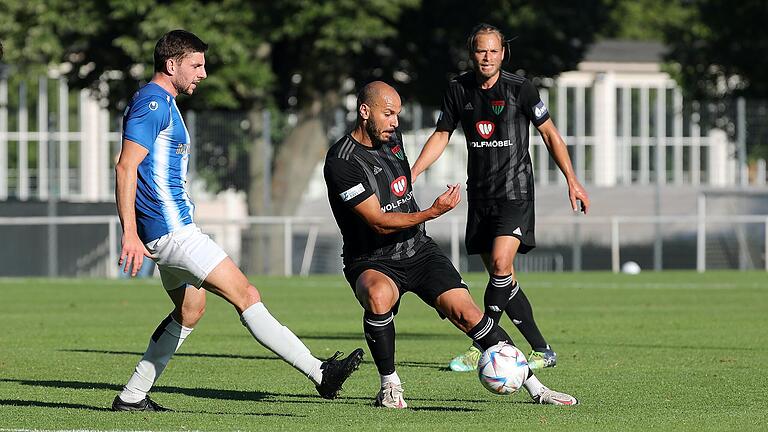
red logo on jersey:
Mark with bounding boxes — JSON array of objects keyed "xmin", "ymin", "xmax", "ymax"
[
  {"xmin": 476, "ymin": 121, "xmax": 495, "ymax": 139},
  {"xmin": 391, "ymin": 144, "xmax": 404, "ymax": 160},
  {"xmin": 390, "ymin": 176, "xmax": 407, "ymax": 197}
]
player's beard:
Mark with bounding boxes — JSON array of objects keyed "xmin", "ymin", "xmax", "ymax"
[
  {"xmin": 365, "ymin": 119, "xmax": 392, "ymax": 146},
  {"xmin": 475, "ymin": 62, "xmax": 501, "ymax": 81}
]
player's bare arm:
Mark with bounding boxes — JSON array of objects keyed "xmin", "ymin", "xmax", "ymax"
[
  {"xmin": 353, "ymin": 184, "xmax": 461, "ymax": 235},
  {"xmin": 536, "ymin": 119, "xmax": 590, "ymax": 214},
  {"xmin": 115, "ymin": 139, "xmax": 152, "ymax": 276},
  {"xmin": 411, "ymin": 131, "xmax": 451, "ymax": 183}
]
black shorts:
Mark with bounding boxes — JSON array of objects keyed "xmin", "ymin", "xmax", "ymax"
[
  {"xmin": 465, "ymin": 199, "xmax": 536, "ymax": 255},
  {"xmin": 343, "ymin": 239, "xmax": 468, "ymax": 316}
]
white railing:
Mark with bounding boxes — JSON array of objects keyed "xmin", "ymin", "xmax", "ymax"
[{"xmin": 1, "ymin": 212, "xmax": 767, "ymax": 278}]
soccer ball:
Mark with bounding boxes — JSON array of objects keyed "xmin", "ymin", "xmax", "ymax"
[{"xmin": 477, "ymin": 342, "xmax": 529, "ymax": 395}]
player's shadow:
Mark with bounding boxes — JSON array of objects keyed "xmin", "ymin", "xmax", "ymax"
[
  {"xmin": 0, "ymin": 398, "xmax": 112, "ymax": 412},
  {"xmin": 62, "ymin": 348, "xmax": 449, "ymax": 371},
  {"xmin": 0, "ymin": 397, "xmax": 299, "ymax": 417},
  {"xmin": 61, "ymin": 348, "xmax": 280, "ymax": 362},
  {"xmin": 298, "ymin": 332, "xmax": 450, "ymax": 341},
  {"xmin": 1, "ymin": 378, "xmax": 309, "ymax": 404}
]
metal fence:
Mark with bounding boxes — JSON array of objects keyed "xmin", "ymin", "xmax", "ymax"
[{"xmin": 1, "ymin": 211, "xmax": 765, "ymax": 278}]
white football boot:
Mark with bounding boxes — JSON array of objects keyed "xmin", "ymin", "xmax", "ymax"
[
  {"xmin": 373, "ymin": 382, "xmax": 408, "ymax": 408},
  {"xmin": 533, "ymin": 387, "xmax": 579, "ymax": 405}
]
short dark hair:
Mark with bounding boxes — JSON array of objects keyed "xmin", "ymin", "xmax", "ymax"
[
  {"xmin": 154, "ymin": 30, "xmax": 208, "ymax": 73},
  {"xmin": 466, "ymin": 23, "xmax": 505, "ymax": 52}
]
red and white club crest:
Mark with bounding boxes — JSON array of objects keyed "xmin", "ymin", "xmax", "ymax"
[
  {"xmin": 390, "ymin": 176, "xmax": 407, "ymax": 197},
  {"xmin": 476, "ymin": 121, "xmax": 495, "ymax": 139}
]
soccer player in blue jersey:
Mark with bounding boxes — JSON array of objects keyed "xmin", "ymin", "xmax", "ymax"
[{"xmin": 112, "ymin": 30, "xmax": 363, "ymax": 411}]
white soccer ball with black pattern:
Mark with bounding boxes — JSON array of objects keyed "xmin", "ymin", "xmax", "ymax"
[{"xmin": 477, "ymin": 342, "xmax": 528, "ymax": 395}]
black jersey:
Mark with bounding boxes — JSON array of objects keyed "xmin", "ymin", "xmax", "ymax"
[
  {"xmin": 324, "ymin": 131, "xmax": 428, "ymax": 264},
  {"xmin": 436, "ymin": 70, "xmax": 550, "ymax": 201}
]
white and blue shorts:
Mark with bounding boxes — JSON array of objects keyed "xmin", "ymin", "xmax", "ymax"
[{"xmin": 145, "ymin": 223, "xmax": 228, "ymax": 291}]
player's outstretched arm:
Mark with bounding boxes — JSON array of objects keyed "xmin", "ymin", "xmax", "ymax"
[
  {"xmin": 411, "ymin": 131, "xmax": 451, "ymax": 183},
  {"xmin": 353, "ymin": 184, "xmax": 461, "ymax": 235},
  {"xmin": 537, "ymin": 120, "xmax": 590, "ymax": 214},
  {"xmin": 115, "ymin": 139, "xmax": 153, "ymax": 276}
]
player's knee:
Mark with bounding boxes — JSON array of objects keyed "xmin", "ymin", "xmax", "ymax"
[
  {"xmin": 177, "ymin": 302, "xmax": 206, "ymax": 327},
  {"xmin": 365, "ymin": 286, "xmax": 396, "ymax": 314},
  {"xmin": 490, "ymin": 257, "xmax": 513, "ymax": 275},
  {"xmin": 448, "ymin": 303, "xmax": 484, "ymax": 333}
]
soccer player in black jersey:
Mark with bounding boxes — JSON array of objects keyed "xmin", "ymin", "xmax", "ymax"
[
  {"xmin": 324, "ymin": 81, "xmax": 578, "ymax": 408},
  {"xmin": 411, "ymin": 24, "xmax": 590, "ymax": 372}
]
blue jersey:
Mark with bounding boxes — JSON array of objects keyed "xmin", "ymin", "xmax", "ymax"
[{"xmin": 123, "ymin": 82, "xmax": 194, "ymax": 242}]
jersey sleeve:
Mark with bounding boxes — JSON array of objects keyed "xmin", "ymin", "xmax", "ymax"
[
  {"xmin": 435, "ymin": 82, "xmax": 463, "ymax": 134},
  {"xmin": 324, "ymin": 157, "xmax": 375, "ymax": 208},
  {"xmin": 123, "ymin": 95, "xmax": 171, "ymax": 150},
  {"xmin": 520, "ymin": 79, "xmax": 550, "ymax": 127}
]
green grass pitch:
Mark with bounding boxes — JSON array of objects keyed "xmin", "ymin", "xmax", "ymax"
[{"xmin": 1, "ymin": 272, "xmax": 766, "ymax": 431}]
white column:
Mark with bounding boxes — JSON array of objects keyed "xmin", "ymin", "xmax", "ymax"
[
  {"xmin": 691, "ymin": 109, "xmax": 701, "ymax": 185},
  {"xmin": 639, "ymin": 87, "xmax": 649, "ymax": 185},
  {"xmin": 622, "ymin": 86, "xmax": 631, "ymax": 184},
  {"xmin": 557, "ymin": 85, "xmax": 568, "ymax": 186},
  {"xmin": 0, "ymin": 79, "xmax": 7, "ymax": 199},
  {"xmin": 99, "ymin": 107, "xmax": 111, "ymax": 200},
  {"xmin": 18, "ymin": 81, "xmax": 29, "ymax": 200},
  {"xmin": 58, "ymin": 78, "xmax": 70, "ymax": 198},
  {"xmin": 593, "ymin": 72, "xmax": 617, "ymax": 186},
  {"xmin": 575, "ymin": 85, "xmax": 586, "ymax": 181},
  {"xmin": 38, "ymin": 76, "xmax": 49, "ymax": 200},
  {"xmin": 79, "ymin": 90, "xmax": 101, "ymax": 201},
  {"xmin": 708, "ymin": 129, "xmax": 729, "ymax": 186},
  {"xmin": 673, "ymin": 88, "xmax": 683, "ymax": 185},
  {"xmin": 655, "ymin": 85, "xmax": 666, "ymax": 185}
]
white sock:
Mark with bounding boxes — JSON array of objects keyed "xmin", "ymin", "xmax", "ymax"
[
  {"xmin": 120, "ymin": 315, "xmax": 193, "ymax": 403},
  {"xmin": 381, "ymin": 371, "xmax": 401, "ymax": 387},
  {"xmin": 522, "ymin": 367, "xmax": 546, "ymax": 398},
  {"xmin": 240, "ymin": 302, "xmax": 323, "ymax": 385}
]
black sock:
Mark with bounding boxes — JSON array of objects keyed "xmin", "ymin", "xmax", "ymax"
[
  {"xmin": 504, "ymin": 282, "xmax": 548, "ymax": 351},
  {"xmin": 466, "ymin": 314, "xmax": 514, "ymax": 351},
  {"xmin": 363, "ymin": 311, "xmax": 396, "ymax": 375},
  {"xmin": 484, "ymin": 274, "xmax": 513, "ymax": 324}
]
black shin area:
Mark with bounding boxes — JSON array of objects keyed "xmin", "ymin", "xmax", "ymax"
[
  {"xmin": 484, "ymin": 274, "xmax": 513, "ymax": 324},
  {"xmin": 466, "ymin": 314, "xmax": 513, "ymax": 351},
  {"xmin": 505, "ymin": 283, "xmax": 548, "ymax": 350},
  {"xmin": 363, "ymin": 311, "xmax": 396, "ymax": 375}
]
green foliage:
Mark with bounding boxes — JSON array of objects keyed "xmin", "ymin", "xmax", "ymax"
[
  {"xmin": 664, "ymin": 0, "xmax": 768, "ymax": 99},
  {"xmin": 601, "ymin": 0, "xmax": 690, "ymax": 41}
]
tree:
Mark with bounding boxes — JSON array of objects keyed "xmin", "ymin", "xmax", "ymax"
[{"xmin": 664, "ymin": 0, "xmax": 768, "ymax": 99}]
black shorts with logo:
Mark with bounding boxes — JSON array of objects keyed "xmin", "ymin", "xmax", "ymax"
[
  {"xmin": 465, "ymin": 199, "xmax": 536, "ymax": 255},
  {"xmin": 343, "ymin": 239, "xmax": 468, "ymax": 316}
]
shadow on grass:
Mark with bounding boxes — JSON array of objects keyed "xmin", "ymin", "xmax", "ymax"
[
  {"xmin": 61, "ymin": 348, "xmax": 280, "ymax": 361},
  {"xmin": 1, "ymin": 378, "xmax": 298, "ymax": 402},
  {"xmin": 0, "ymin": 397, "xmax": 301, "ymax": 417},
  {"xmin": 61, "ymin": 348, "xmax": 450, "ymax": 371},
  {"xmin": 1, "ymin": 378, "xmax": 491, "ymax": 406},
  {"xmin": 0, "ymin": 398, "xmax": 111, "ymax": 412}
]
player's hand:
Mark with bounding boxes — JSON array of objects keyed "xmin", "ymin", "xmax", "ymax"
[
  {"xmin": 119, "ymin": 232, "xmax": 154, "ymax": 277},
  {"xmin": 410, "ymin": 168, "xmax": 420, "ymax": 184},
  {"xmin": 568, "ymin": 180, "xmax": 590, "ymax": 214},
  {"xmin": 431, "ymin": 183, "xmax": 461, "ymax": 216}
]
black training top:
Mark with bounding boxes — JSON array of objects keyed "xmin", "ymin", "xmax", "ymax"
[
  {"xmin": 436, "ymin": 70, "xmax": 550, "ymax": 201},
  {"xmin": 324, "ymin": 130, "xmax": 428, "ymax": 264}
]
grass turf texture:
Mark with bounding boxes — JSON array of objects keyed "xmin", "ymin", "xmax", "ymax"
[{"xmin": 0, "ymin": 272, "xmax": 766, "ymax": 431}]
